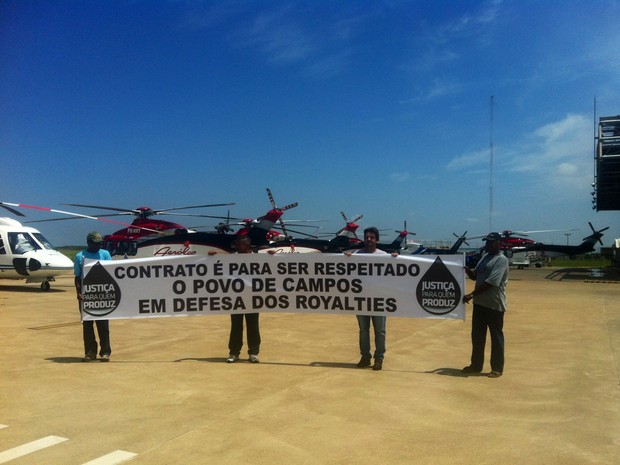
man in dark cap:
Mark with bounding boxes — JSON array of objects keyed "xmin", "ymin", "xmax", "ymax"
[
  {"xmin": 74, "ymin": 231, "xmax": 113, "ymax": 362},
  {"xmin": 462, "ymin": 232, "xmax": 509, "ymax": 378}
]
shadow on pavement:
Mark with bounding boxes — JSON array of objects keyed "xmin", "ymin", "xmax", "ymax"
[
  {"xmin": 545, "ymin": 267, "xmax": 620, "ymax": 282},
  {"xmin": 0, "ymin": 285, "xmax": 67, "ymax": 293},
  {"xmin": 425, "ymin": 367, "xmax": 486, "ymax": 378},
  {"xmin": 46, "ymin": 356, "xmax": 90, "ymax": 363},
  {"xmin": 174, "ymin": 357, "xmax": 357, "ymax": 369}
]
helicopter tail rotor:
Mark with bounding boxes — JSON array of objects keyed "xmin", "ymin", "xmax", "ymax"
[
  {"xmin": 336, "ymin": 211, "xmax": 363, "ymax": 239},
  {"xmin": 453, "ymin": 231, "xmax": 470, "ymax": 247},
  {"xmin": 265, "ymin": 188, "xmax": 299, "ymax": 239},
  {"xmin": 587, "ymin": 222, "xmax": 609, "ymax": 245},
  {"xmin": 395, "ymin": 221, "xmax": 416, "ymax": 237}
]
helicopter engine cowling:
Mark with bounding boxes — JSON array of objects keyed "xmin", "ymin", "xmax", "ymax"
[{"xmin": 12, "ymin": 257, "xmax": 42, "ymax": 276}]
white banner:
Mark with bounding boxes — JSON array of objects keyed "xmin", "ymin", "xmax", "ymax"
[{"xmin": 80, "ymin": 253, "xmax": 466, "ymax": 321}]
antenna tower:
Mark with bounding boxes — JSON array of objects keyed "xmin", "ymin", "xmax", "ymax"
[{"xmin": 489, "ymin": 96, "xmax": 494, "ymax": 232}]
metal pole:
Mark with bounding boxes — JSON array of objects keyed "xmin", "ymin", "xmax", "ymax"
[{"xmin": 489, "ymin": 96, "xmax": 494, "ymax": 232}]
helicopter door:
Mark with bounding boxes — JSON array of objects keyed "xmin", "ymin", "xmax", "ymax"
[{"xmin": 126, "ymin": 241, "xmax": 138, "ymax": 256}]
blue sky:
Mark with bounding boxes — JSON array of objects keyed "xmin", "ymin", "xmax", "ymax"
[{"xmin": 2, "ymin": 0, "xmax": 619, "ymax": 248}]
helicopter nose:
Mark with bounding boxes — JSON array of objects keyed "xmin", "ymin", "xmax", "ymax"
[{"xmin": 12, "ymin": 258, "xmax": 42, "ymax": 276}]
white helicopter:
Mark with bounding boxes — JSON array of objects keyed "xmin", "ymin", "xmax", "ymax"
[{"xmin": 0, "ymin": 214, "xmax": 74, "ymax": 290}]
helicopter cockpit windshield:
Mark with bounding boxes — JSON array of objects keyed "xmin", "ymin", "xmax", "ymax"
[
  {"xmin": 8, "ymin": 232, "xmax": 42, "ymax": 254},
  {"xmin": 32, "ymin": 232, "xmax": 55, "ymax": 250}
]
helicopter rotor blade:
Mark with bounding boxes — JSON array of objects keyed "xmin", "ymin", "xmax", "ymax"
[
  {"xmin": 280, "ymin": 202, "xmax": 299, "ymax": 212},
  {"xmin": 146, "ymin": 212, "xmax": 232, "ymax": 220},
  {"xmin": 588, "ymin": 222, "xmax": 595, "ymax": 233},
  {"xmin": 395, "ymin": 220, "xmax": 416, "ymax": 236},
  {"xmin": 278, "ymin": 222, "xmax": 324, "ymax": 229},
  {"xmin": 454, "ymin": 231, "xmax": 469, "ymax": 246},
  {"xmin": 0, "ymin": 202, "xmax": 26, "ymax": 217},
  {"xmin": 273, "ymin": 227, "xmax": 318, "ymax": 238},
  {"xmin": 64, "ymin": 203, "xmax": 235, "ymax": 217},
  {"xmin": 585, "ymin": 224, "xmax": 609, "ymax": 244},
  {"xmin": 153, "ymin": 203, "xmax": 235, "ymax": 214},
  {"xmin": 510, "ymin": 228, "xmax": 577, "ymax": 236},
  {"xmin": 63, "ymin": 203, "xmax": 140, "ymax": 214},
  {"xmin": 1, "ymin": 202, "xmax": 164, "ymax": 234},
  {"xmin": 266, "ymin": 188, "xmax": 276, "ymax": 208}
]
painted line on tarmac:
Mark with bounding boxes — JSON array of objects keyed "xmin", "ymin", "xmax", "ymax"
[
  {"xmin": 82, "ymin": 450, "xmax": 137, "ymax": 465},
  {"xmin": 0, "ymin": 435, "xmax": 68, "ymax": 464}
]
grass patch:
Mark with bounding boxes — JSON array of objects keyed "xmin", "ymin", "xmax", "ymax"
[
  {"xmin": 549, "ymin": 256, "xmax": 611, "ymax": 268},
  {"xmin": 57, "ymin": 246, "xmax": 83, "ymax": 261}
]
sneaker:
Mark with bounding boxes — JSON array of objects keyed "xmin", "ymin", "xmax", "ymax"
[
  {"xmin": 356, "ymin": 356, "xmax": 372, "ymax": 368},
  {"xmin": 372, "ymin": 359, "xmax": 383, "ymax": 371},
  {"xmin": 488, "ymin": 370, "xmax": 502, "ymax": 378},
  {"xmin": 249, "ymin": 354, "xmax": 260, "ymax": 363},
  {"xmin": 462, "ymin": 365, "xmax": 482, "ymax": 373},
  {"xmin": 100, "ymin": 354, "xmax": 110, "ymax": 362},
  {"xmin": 226, "ymin": 354, "xmax": 239, "ymax": 363},
  {"xmin": 82, "ymin": 353, "xmax": 96, "ymax": 362}
]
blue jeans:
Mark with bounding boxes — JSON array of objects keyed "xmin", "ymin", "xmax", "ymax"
[{"xmin": 357, "ymin": 315, "xmax": 386, "ymax": 360}]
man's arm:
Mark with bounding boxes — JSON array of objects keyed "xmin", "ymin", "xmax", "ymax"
[
  {"xmin": 464, "ymin": 266, "xmax": 476, "ymax": 280},
  {"xmin": 463, "ymin": 281, "xmax": 492, "ymax": 304},
  {"xmin": 74, "ymin": 276, "xmax": 83, "ymax": 301}
]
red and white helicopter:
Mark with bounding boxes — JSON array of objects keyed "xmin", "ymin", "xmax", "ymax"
[
  {"xmin": 8, "ymin": 190, "xmax": 303, "ymax": 258},
  {"xmin": 3, "ymin": 190, "xmax": 320, "ymax": 263},
  {"xmin": 135, "ymin": 189, "xmax": 301, "ymax": 257},
  {"xmin": 260, "ymin": 217, "xmax": 417, "ymax": 255},
  {"xmin": 257, "ymin": 211, "xmax": 364, "ymax": 254},
  {"xmin": 24, "ymin": 201, "xmax": 235, "ymax": 257}
]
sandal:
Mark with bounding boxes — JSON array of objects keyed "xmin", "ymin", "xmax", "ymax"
[{"xmin": 488, "ymin": 370, "xmax": 502, "ymax": 378}]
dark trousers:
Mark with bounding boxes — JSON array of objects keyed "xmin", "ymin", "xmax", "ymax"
[
  {"xmin": 470, "ymin": 304, "xmax": 504, "ymax": 373},
  {"xmin": 228, "ymin": 313, "xmax": 261, "ymax": 356},
  {"xmin": 83, "ymin": 320, "xmax": 111, "ymax": 357}
]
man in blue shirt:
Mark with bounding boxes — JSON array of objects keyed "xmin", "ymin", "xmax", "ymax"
[{"xmin": 74, "ymin": 231, "xmax": 113, "ymax": 362}]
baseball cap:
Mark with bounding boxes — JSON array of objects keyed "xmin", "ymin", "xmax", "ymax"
[
  {"xmin": 482, "ymin": 232, "xmax": 502, "ymax": 242},
  {"xmin": 87, "ymin": 231, "xmax": 104, "ymax": 243}
]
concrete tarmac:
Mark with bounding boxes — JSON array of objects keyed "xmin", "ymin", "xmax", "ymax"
[{"xmin": 1, "ymin": 267, "xmax": 619, "ymax": 465}]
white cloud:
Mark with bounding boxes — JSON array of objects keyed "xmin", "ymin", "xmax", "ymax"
[
  {"xmin": 390, "ymin": 172, "xmax": 410, "ymax": 182},
  {"xmin": 446, "ymin": 148, "xmax": 489, "ymax": 170},
  {"xmin": 225, "ymin": 5, "xmax": 367, "ymax": 78},
  {"xmin": 447, "ymin": 113, "xmax": 595, "ymax": 204},
  {"xmin": 442, "ymin": 1, "xmax": 502, "ymax": 37},
  {"xmin": 243, "ymin": 11, "xmax": 317, "ymax": 64},
  {"xmin": 507, "ymin": 114, "xmax": 592, "ymax": 176}
]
